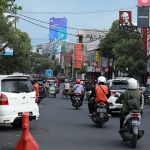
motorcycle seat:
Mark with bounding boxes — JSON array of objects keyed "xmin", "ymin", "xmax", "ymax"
[{"xmin": 130, "ymin": 110, "xmax": 139, "ymax": 113}]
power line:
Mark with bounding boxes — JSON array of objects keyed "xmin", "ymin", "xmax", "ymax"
[
  {"xmin": 16, "ymin": 13, "xmax": 109, "ymax": 34},
  {"xmin": 17, "ymin": 7, "xmax": 136, "ymax": 14},
  {"xmin": 18, "ymin": 16, "xmax": 77, "ymax": 37}
]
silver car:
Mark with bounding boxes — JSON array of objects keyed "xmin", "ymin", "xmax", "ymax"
[{"xmin": 106, "ymin": 77, "xmax": 144, "ymax": 114}]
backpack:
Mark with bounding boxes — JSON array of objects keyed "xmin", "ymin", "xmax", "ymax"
[{"xmin": 126, "ymin": 90, "xmax": 141, "ymax": 112}]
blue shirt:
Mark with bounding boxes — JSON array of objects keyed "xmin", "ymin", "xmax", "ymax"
[{"xmin": 72, "ymin": 84, "xmax": 84, "ymax": 94}]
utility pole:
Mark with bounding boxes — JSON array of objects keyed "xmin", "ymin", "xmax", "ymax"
[{"xmin": 70, "ymin": 49, "xmax": 73, "ymax": 78}]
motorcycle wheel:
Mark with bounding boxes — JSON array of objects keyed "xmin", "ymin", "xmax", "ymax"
[
  {"xmin": 76, "ymin": 106, "xmax": 78, "ymax": 109},
  {"xmin": 99, "ymin": 118, "xmax": 103, "ymax": 128},
  {"xmin": 130, "ymin": 134, "xmax": 137, "ymax": 148}
]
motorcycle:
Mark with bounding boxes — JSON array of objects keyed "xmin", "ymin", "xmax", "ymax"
[
  {"xmin": 91, "ymin": 100, "xmax": 109, "ymax": 128},
  {"xmin": 145, "ymin": 94, "xmax": 150, "ymax": 105},
  {"xmin": 119, "ymin": 110, "xmax": 144, "ymax": 148},
  {"xmin": 85, "ymin": 91, "xmax": 92, "ymax": 101},
  {"xmin": 72, "ymin": 93, "xmax": 83, "ymax": 109}
]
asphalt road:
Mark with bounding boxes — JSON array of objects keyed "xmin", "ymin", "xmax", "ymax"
[{"xmin": 0, "ymin": 84, "xmax": 150, "ymax": 150}]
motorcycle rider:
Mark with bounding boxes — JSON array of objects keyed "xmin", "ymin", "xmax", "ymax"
[
  {"xmin": 84, "ymin": 82, "xmax": 94, "ymax": 100},
  {"xmin": 70, "ymin": 79, "xmax": 84, "ymax": 102},
  {"xmin": 88, "ymin": 76, "xmax": 111, "ymax": 117},
  {"xmin": 64, "ymin": 80, "xmax": 71, "ymax": 96},
  {"xmin": 141, "ymin": 84, "xmax": 146, "ymax": 104},
  {"xmin": 145, "ymin": 83, "xmax": 150, "ymax": 104},
  {"xmin": 115, "ymin": 78, "xmax": 142, "ymax": 131}
]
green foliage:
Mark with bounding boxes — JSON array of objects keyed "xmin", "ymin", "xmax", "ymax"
[
  {"xmin": 99, "ymin": 19, "xmax": 146, "ymax": 76},
  {"xmin": 78, "ymin": 66, "xmax": 86, "ymax": 74}
]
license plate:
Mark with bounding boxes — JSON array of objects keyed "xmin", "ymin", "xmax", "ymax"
[
  {"xmin": 18, "ymin": 112, "xmax": 33, "ymax": 117},
  {"xmin": 132, "ymin": 120, "xmax": 138, "ymax": 124},
  {"xmin": 75, "ymin": 98, "xmax": 80, "ymax": 100},
  {"xmin": 97, "ymin": 108, "xmax": 106, "ymax": 113}
]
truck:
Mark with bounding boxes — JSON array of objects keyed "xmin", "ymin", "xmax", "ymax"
[{"xmin": 46, "ymin": 70, "xmax": 53, "ymax": 77}]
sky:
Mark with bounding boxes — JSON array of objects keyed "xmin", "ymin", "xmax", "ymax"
[{"xmin": 15, "ymin": 0, "xmax": 138, "ymax": 50}]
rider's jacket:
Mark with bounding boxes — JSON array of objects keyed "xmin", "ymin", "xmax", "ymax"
[
  {"xmin": 95, "ymin": 85, "xmax": 109, "ymax": 103},
  {"xmin": 90, "ymin": 83, "xmax": 111, "ymax": 103},
  {"xmin": 72, "ymin": 84, "xmax": 84, "ymax": 94}
]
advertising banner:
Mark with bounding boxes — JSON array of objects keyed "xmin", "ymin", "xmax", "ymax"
[
  {"xmin": 95, "ymin": 50, "xmax": 100, "ymax": 67},
  {"xmin": 74, "ymin": 44, "xmax": 82, "ymax": 69},
  {"xmin": 49, "ymin": 18, "xmax": 67, "ymax": 53},
  {"xmin": 137, "ymin": 6, "xmax": 150, "ymax": 27},
  {"xmin": 119, "ymin": 11, "xmax": 132, "ymax": 26},
  {"xmin": 138, "ymin": 0, "xmax": 150, "ymax": 6}
]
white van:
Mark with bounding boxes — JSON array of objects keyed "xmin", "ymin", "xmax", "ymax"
[{"xmin": 0, "ymin": 74, "xmax": 40, "ymax": 127}]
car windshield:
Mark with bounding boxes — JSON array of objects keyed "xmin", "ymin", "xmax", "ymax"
[
  {"xmin": 109, "ymin": 81, "xmax": 127, "ymax": 90},
  {"xmin": 1, "ymin": 79, "xmax": 34, "ymax": 93},
  {"xmin": 37, "ymin": 80, "xmax": 43, "ymax": 85},
  {"xmin": 49, "ymin": 77, "xmax": 55, "ymax": 80}
]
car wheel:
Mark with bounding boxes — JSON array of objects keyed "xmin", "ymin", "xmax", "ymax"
[{"xmin": 11, "ymin": 121, "xmax": 22, "ymax": 128}]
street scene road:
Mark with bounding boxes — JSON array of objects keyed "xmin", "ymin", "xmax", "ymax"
[{"xmin": 0, "ymin": 84, "xmax": 149, "ymax": 150}]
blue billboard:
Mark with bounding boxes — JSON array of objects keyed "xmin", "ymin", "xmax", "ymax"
[{"xmin": 49, "ymin": 18, "xmax": 67, "ymax": 53}]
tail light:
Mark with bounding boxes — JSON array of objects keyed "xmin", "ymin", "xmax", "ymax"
[
  {"xmin": 111, "ymin": 91, "xmax": 116, "ymax": 95},
  {"xmin": 0, "ymin": 94, "xmax": 9, "ymax": 105},
  {"xmin": 35, "ymin": 96, "xmax": 38, "ymax": 103},
  {"xmin": 75, "ymin": 93, "xmax": 80, "ymax": 97},
  {"xmin": 100, "ymin": 101, "xmax": 105, "ymax": 105},
  {"xmin": 130, "ymin": 113, "xmax": 140, "ymax": 118}
]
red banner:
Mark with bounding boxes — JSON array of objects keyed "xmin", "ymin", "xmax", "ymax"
[
  {"xmin": 138, "ymin": 0, "xmax": 150, "ymax": 6},
  {"xmin": 92, "ymin": 61, "xmax": 98, "ymax": 67},
  {"xmin": 119, "ymin": 11, "xmax": 132, "ymax": 26}
]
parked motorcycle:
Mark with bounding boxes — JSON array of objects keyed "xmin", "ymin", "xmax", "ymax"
[
  {"xmin": 119, "ymin": 110, "xmax": 144, "ymax": 148},
  {"xmin": 91, "ymin": 101, "xmax": 109, "ymax": 128},
  {"xmin": 72, "ymin": 93, "xmax": 83, "ymax": 109}
]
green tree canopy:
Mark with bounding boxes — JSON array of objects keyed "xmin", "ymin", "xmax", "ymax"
[{"xmin": 99, "ymin": 19, "xmax": 146, "ymax": 76}]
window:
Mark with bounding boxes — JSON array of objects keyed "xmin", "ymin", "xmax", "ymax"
[
  {"xmin": 109, "ymin": 81, "xmax": 127, "ymax": 90},
  {"xmin": 2, "ymin": 79, "xmax": 34, "ymax": 93}
]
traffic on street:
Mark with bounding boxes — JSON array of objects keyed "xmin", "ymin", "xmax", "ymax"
[{"xmin": 0, "ymin": 83, "xmax": 149, "ymax": 150}]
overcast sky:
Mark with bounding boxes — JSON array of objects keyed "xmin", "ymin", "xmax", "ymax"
[{"xmin": 15, "ymin": 0, "xmax": 138, "ymax": 50}]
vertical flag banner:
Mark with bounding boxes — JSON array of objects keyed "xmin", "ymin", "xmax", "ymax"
[
  {"xmin": 49, "ymin": 18, "xmax": 67, "ymax": 53},
  {"xmin": 119, "ymin": 11, "xmax": 132, "ymax": 26},
  {"xmin": 74, "ymin": 44, "xmax": 82, "ymax": 69}
]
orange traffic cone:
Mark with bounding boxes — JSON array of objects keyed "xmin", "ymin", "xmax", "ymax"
[{"xmin": 14, "ymin": 112, "xmax": 39, "ymax": 150}]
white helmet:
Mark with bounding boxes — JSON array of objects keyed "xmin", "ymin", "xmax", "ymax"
[
  {"xmin": 97, "ymin": 76, "xmax": 106, "ymax": 84},
  {"xmin": 127, "ymin": 78, "xmax": 137, "ymax": 89}
]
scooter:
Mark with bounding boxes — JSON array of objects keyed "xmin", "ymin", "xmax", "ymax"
[
  {"xmin": 91, "ymin": 101, "xmax": 109, "ymax": 128},
  {"xmin": 119, "ymin": 110, "xmax": 144, "ymax": 148},
  {"xmin": 72, "ymin": 93, "xmax": 83, "ymax": 109}
]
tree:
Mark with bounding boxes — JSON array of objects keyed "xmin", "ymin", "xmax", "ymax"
[{"xmin": 99, "ymin": 19, "xmax": 146, "ymax": 76}]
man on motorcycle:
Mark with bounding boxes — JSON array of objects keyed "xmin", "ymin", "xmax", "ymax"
[
  {"xmin": 70, "ymin": 79, "xmax": 84, "ymax": 102},
  {"xmin": 84, "ymin": 82, "xmax": 94, "ymax": 100},
  {"xmin": 88, "ymin": 76, "xmax": 111, "ymax": 117},
  {"xmin": 64, "ymin": 80, "xmax": 71, "ymax": 96},
  {"xmin": 115, "ymin": 78, "xmax": 142, "ymax": 131}
]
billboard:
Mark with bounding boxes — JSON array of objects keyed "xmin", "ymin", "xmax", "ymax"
[
  {"xmin": 138, "ymin": 0, "xmax": 150, "ymax": 6},
  {"xmin": 49, "ymin": 18, "xmax": 67, "ymax": 53},
  {"xmin": 74, "ymin": 44, "xmax": 82, "ymax": 69},
  {"xmin": 137, "ymin": 6, "xmax": 150, "ymax": 27},
  {"xmin": 119, "ymin": 11, "xmax": 132, "ymax": 26}
]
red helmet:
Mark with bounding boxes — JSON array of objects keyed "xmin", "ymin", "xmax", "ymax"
[{"xmin": 76, "ymin": 79, "xmax": 81, "ymax": 84}]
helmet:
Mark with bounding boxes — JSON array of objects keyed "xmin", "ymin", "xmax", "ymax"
[
  {"xmin": 76, "ymin": 79, "xmax": 81, "ymax": 84},
  {"xmin": 97, "ymin": 76, "xmax": 106, "ymax": 84},
  {"xmin": 127, "ymin": 78, "xmax": 138, "ymax": 89}
]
